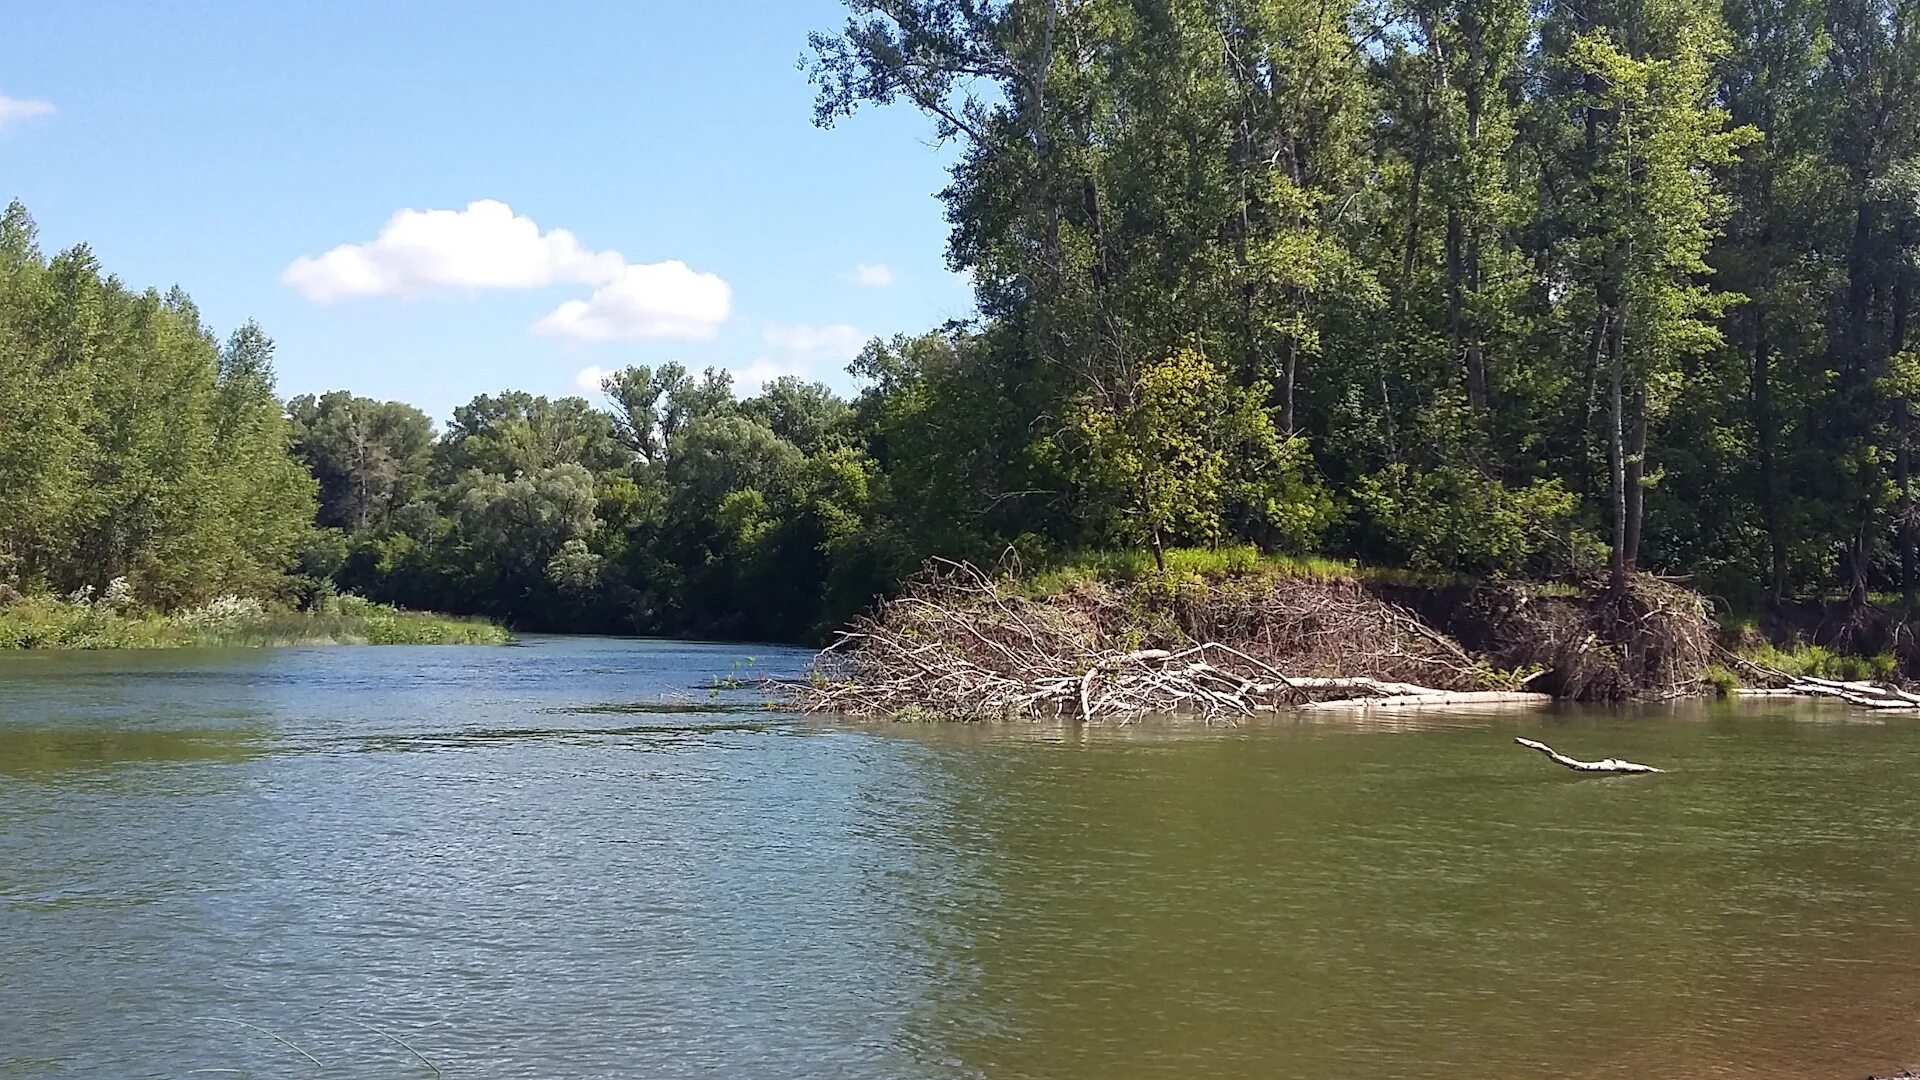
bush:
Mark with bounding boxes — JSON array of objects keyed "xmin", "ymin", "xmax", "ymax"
[{"xmin": 1355, "ymin": 464, "xmax": 1586, "ymax": 578}]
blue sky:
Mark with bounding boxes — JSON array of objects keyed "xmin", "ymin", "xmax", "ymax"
[{"xmin": 0, "ymin": 1, "xmax": 972, "ymax": 422}]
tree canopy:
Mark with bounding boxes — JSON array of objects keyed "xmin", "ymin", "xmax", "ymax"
[{"xmin": 5, "ymin": 0, "xmax": 1920, "ymax": 638}]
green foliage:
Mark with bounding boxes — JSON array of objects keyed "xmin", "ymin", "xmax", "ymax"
[
  {"xmin": 1068, "ymin": 349, "xmax": 1333, "ymax": 563},
  {"xmin": 288, "ymin": 391, "xmax": 434, "ymax": 533},
  {"xmin": 1024, "ymin": 546, "xmax": 1361, "ymax": 597},
  {"xmin": 1742, "ymin": 642, "xmax": 1900, "ymax": 683},
  {"xmin": 1704, "ymin": 665, "xmax": 1740, "ymax": 698},
  {"xmin": 0, "ymin": 205, "xmax": 316, "ymax": 607},
  {"xmin": 0, "ymin": 592, "xmax": 505, "ymax": 650},
  {"xmin": 1355, "ymin": 466, "xmax": 1586, "ymax": 577},
  {"xmin": 12, "ymin": 0, "xmax": 1920, "ymax": 649}
]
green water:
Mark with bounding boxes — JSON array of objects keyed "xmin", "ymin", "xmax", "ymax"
[{"xmin": 2, "ymin": 638, "xmax": 1917, "ymax": 1078}]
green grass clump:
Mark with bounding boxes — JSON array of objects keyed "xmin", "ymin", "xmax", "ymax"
[
  {"xmin": 1024, "ymin": 545, "xmax": 1361, "ymax": 596},
  {"xmin": 0, "ymin": 592, "xmax": 508, "ymax": 650},
  {"xmin": 0, "ymin": 596, "xmax": 180, "ymax": 649},
  {"xmin": 1741, "ymin": 641, "xmax": 1897, "ymax": 683}
]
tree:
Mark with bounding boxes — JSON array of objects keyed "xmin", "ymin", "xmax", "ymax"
[
  {"xmin": 435, "ymin": 391, "xmax": 630, "ymax": 481},
  {"xmin": 0, "ymin": 204, "xmax": 316, "ymax": 605},
  {"xmin": 1069, "ymin": 349, "xmax": 1330, "ymax": 572},
  {"xmin": 289, "ymin": 392, "xmax": 434, "ymax": 533}
]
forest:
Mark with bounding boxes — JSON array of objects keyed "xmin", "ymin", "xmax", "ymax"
[{"xmin": 1, "ymin": 0, "xmax": 1918, "ymax": 644}]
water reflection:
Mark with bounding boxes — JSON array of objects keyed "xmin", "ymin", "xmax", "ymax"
[{"xmin": 0, "ymin": 725, "xmax": 264, "ymax": 776}]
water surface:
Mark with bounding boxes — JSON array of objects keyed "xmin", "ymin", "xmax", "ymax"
[{"xmin": 3, "ymin": 637, "xmax": 1917, "ymax": 1078}]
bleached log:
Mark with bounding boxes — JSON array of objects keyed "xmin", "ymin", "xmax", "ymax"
[
  {"xmin": 1834, "ymin": 691, "xmax": 1920, "ymax": 710},
  {"xmin": 1797, "ymin": 672, "xmax": 1904, "ymax": 699},
  {"xmin": 1286, "ymin": 676, "xmax": 1453, "ymax": 698},
  {"xmin": 1786, "ymin": 679, "xmax": 1920, "ymax": 708},
  {"xmin": 1514, "ymin": 737, "xmax": 1662, "ymax": 774},
  {"xmin": 1304, "ymin": 690, "xmax": 1551, "ymax": 710}
]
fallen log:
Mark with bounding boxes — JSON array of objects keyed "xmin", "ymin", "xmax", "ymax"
[
  {"xmin": 1514, "ymin": 737, "xmax": 1662, "ymax": 774},
  {"xmin": 1831, "ymin": 691, "xmax": 1920, "ymax": 710},
  {"xmin": 1304, "ymin": 691, "xmax": 1552, "ymax": 710},
  {"xmin": 1799, "ymin": 677, "xmax": 1920, "ymax": 705},
  {"xmin": 1782, "ymin": 678, "xmax": 1920, "ymax": 709}
]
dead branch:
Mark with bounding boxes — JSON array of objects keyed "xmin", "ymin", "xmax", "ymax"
[{"xmin": 1514, "ymin": 737, "xmax": 1662, "ymax": 774}]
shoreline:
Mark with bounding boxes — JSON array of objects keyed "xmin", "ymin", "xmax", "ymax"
[
  {"xmin": 0, "ymin": 594, "xmax": 508, "ymax": 650},
  {"xmin": 790, "ymin": 554, "xmax": 1920, "ymax": 721}
]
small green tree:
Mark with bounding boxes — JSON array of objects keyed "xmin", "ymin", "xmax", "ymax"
[{"xmin": 1070, "ymin": 349, "xmax": 1329, "ymax": 573}]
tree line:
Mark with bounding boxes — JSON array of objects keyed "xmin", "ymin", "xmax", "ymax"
[
  {"xmin": 807, "ymin": 0, "xmax": 1920, "ymax": 607},
  {"xmin": 3, "ymin": 0, "xmax": 1918, "ymax": 641}
]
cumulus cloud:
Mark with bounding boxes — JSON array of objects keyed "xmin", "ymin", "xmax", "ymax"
[
  {"xmin": 853, "ymin": 263, "xmax": 894, "ymax": 287},
  {"xmin": 283, "ymin": 199, "xmax": 626, "ymax": 302},
  {"xmin": 574, "ymin": 365, "xmax": 612, "ymax": 393},
  {"xmin": 535, "ymin": 261, "xmax": 732, "ymax": 342},
  {"xmin": 0, "ymin": 95, "xmax": 54, "ymax": 134},
  {"xmin": 729, "ymin": 359, "xmax": 811, "ymax": 395},
  {"xmin": 285, "ymin": 200, "xmax": 735, "ymax": 341},
  {"xmin": 761, "ymin": 322, "xmax": 868, "ymax": 362}
]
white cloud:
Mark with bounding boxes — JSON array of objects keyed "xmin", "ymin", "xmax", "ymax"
[
  {"xmin": 730, "ymin": 359, "xmax": 810, "ymax": 396},
  {"xmin": 283, "ymin": 199, "xmax": 626, "ymax": 302},
  {"xmin": 853, "ymin": 262, "xmax": 894, "ymax": 287},
  {"xmin": 535, "ymin": 261, "xmax": 731, "ymax": 342},
  {"xmin": 761, "ymin": 322, "xmax": 868, "ymax": 363},
  {"xmin": 574, "ymin": 365, "xmax": 611, "ymax": 393},
  {"xmin": 0, "ymin": 95, "xmax": 54, "ymax": 134}
]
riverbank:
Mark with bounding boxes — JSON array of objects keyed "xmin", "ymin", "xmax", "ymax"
[{"xmin": 0, "ymin": 592, "xmax": 508, "ymax": 649}]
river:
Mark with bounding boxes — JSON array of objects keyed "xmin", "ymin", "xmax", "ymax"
[{"xmin": 2, "ymin": 637, "xmax": 1918, "ymax": 1079}]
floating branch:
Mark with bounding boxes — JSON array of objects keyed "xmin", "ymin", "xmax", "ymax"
[{"xmin": 1514, "ymin": 737, "xmax": 1662, "ymax": 774}]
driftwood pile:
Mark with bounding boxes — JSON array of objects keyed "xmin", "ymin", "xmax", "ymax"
[{"xmin": 791, "ymin": 560, "xmax": 1546, "ymax": 722}]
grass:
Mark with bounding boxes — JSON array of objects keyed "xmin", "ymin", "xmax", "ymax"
[
  {"xmin": 1738, "ymin": 640, "xmax": 1898, "ymax": 683},
  {"xmin": 1023, "ymin": 545, "xmax": 1359, "ymax": 596},
  {"xmin": 1019, "ymin": 545, "xmax": 1491, "ymax": 596},
  {"xmin": 0, "ymin": 593, "xmax": 508, "ymax": 650}
]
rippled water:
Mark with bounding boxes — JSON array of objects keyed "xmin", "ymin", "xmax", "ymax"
[{"xmin": 4, "ymin": 637, "xmax": 1920, "ymax": 1079}]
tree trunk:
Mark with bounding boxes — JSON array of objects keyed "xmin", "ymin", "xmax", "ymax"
[
  {"xmin": 1896, "ymin": 272, "xmax": 1913, "ymax": 603},
  {"xmin": 1845, "ymin": 196, "xmax": 1877, "ymax": 375},
  {"xmin": 1457, "ymin": 17, "xmax": 1489, "ymax": 415},
  {"xmin": 1579, "ymin": 315, "xmax": 1606, "ymax": 502},
  {"xmin": 1751, "ymin": 309, "xmax": 1789, "ymax": 603},
  {"xmin": 1850, "ymin": 527, "xmax": 1872, "ymax": 612},
  {"xmin": 1625, "ymin": 379, "xmax": 1647, "ymax": 570},
  {"xmin": 1899, "ymin": 423, "xmax": 1915, "ymax": 605},
  {"xmin": 1282, "ymin": 311, "xmax": 1299, "ymax": 434},
  {"xmin": 1605, "ymin": 308, "xmax": 1627, "ymax": 594}
]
